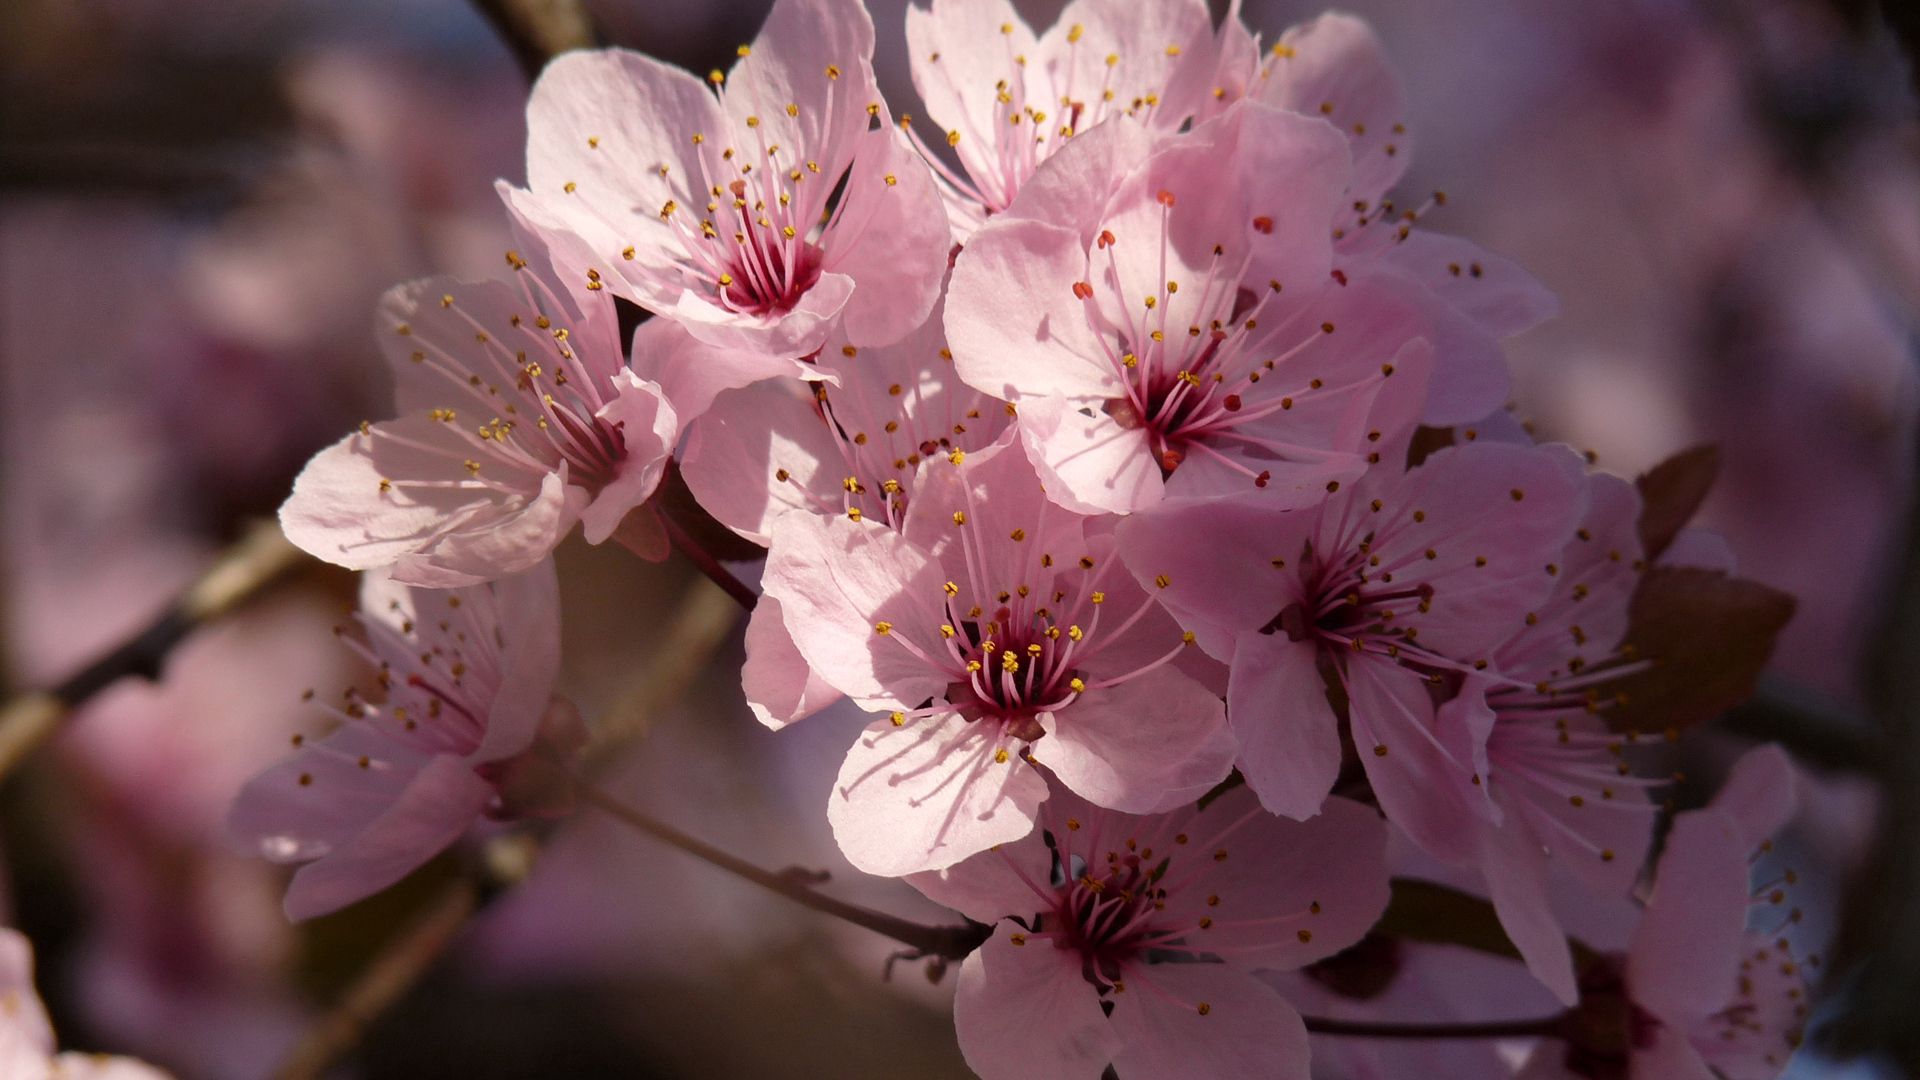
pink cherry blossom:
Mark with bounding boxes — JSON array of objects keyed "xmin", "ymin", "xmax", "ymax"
[
  {"xmin": 0, "ymin": 928, "xmax": 172, "ymax": 1079},
  {"xmin": 901, "ymin": 0, "xmax": 1220, "ymax": 239},
  {"xmin": 503, "ymin": 0, "xmax": 950, "ymax": 359},
  {"xmin": 1437, "ymin": 469, "xmax": 1659, "ymax": 1005},
  {"xmin": 1118, "ymin": 440, "xmax": 1587, "ymax": 853},
  {"xmin": 229, "ymin": 560, "xmax": 580, "ymax": 920},
  {"xmin": 680, "ymin": 287, "xmax": 1010, "ymax": 728},
  {"xmin": 762, "ymin": 431, "xmax": 1235, "ymax": 876},
  {"xmin": 946, "ymin": 99, "xmax": 1436, "ymax": 514},
  {"xmin": 907, "ymin": 781, "xmax": 1390, "ymax": 1080},
  {"xmin": 1214, "ymin": 12, "xmax": 1559, "ymax": 424},
  {"xmin": 1523, "ymin": 745, "xmax": 1807, "ymax": 1079},
  {"xmin": 281, "ymin": 257, "xmax": 677, "ymax": 588}
]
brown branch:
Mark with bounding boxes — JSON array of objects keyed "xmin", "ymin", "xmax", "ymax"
[
  {"xmin": 574, "ymin": 780, "xmax": 988, "ymax": 961},
  {"xmin": 0, "ymin": 521, "xmax": 308, "ymax": 784},
  {"xmin": 469, "ymin": 0, "xmax": 596, "ymax": 81},
  {"xmin": 267, "ymin": 574, "xmax": 743, "ymax": 1078},
  {"xmin": 1823, "ymin": 415, "xmax": 1920, "ymax": 1070},
  {"xmin": 272, "ymin": 876, "xmax": 483, "ymax": 1080},
  {"xmin": 660, "ymin": 508, "xmax": 759, "ymax": 611}
]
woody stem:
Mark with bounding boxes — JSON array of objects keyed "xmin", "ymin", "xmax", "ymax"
[
  {"xmin": 659, "ymin": 508, "xmax": 759, "ymax": 610},
  {"xmin": 571, "ymin": 777, "xmax": 987, "ymax": 960}
]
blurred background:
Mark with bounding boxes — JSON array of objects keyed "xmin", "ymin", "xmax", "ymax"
[{"xmin": 1, "ymin": 0, "xmax": 1915, "ymax": 1076}]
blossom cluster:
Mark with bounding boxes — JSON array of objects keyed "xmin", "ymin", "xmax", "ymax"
[{"xmin": 235, "ymin": 0, "xmax": 1810, "ymax": 1076}]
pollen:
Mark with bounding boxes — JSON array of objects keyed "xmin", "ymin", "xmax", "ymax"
[{"xmin": 874, "ymin": 621, "xmax": 893, "ymax": 635}]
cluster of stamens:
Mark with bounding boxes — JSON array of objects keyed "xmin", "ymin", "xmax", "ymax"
[
  {"xmin": 1073, "ymin": 190, "xmax": 1394, "ymax": 487},
  {"xmin": 770, "ymin": 350, "xmax": 1003, "ymax": 529},
  {"xmin": 909, "ymin": 22, "xmax": 1183, "ymax": 219},
  {"xmin": 292, "ymin": 591, "xmax": 506, "ymax": 789},
  {"xmin": 383, "ymin": 265, "xmax": 630, "ymax": 500}
]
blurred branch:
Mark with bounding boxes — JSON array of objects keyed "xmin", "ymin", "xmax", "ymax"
[
  {"xmin": 586, "ymin": 578, "xmax": 743, "ymax": 760},
  {"xmin": 0, "ymin": 143, "xmax": 258, "ymax": 201},
  {"xmin": 1824, "ymin": 414, "xmax": 1920, "ymax": 1069},
  {"xmin": 470, "ymin": 0, "xmax": 596, "ymax": 81},
  {"xmin": 0, "ymin": 521, "xmax": 306, "ymax": 784},
  {"xmin": 273, "ymin": 875, "xmax": 483, "ymax": 1080},
  {"xmin": 269, "ymin": 574, "xmax": 741, "ymax": 1079},
  {"xmin": 660, "ymin": 508, "xmax": 759, "ymax": 611},
  {"xmin": 574, "ymin": 780, "xmax": 991, "ymax": 962},
  {"xmin": 1720, "ymin": 680, "xmax": 1886, "ymax": 776}
]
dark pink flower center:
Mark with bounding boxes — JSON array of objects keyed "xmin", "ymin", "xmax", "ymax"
[
  {"xmin": 716, "ymin": 227, "xmax": 825, "ymax": 317},
  {"xmin": 1045, "ymin": 848, "xmax": 1168, "ymax": 991},
  {"xmin": 944, "ymin": 605, "xmax": 1083, "ymax": 740}
]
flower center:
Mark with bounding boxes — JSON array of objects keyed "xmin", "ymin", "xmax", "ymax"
[
  {"xmin": 716, "ymin": 227, "xmax": 825, "ymax": 317},
  {"xmin": 945, "ymin": 605, "xmax": 1082, "ymax": 739},
  {"xmin": 1049, "ymin": 850, "xmax": 1167, "ymax": 990}
]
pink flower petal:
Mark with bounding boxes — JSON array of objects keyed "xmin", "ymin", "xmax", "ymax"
[
  {"xmin": 1156, "ymin": 790, "xmax": 1391, "ymax": 972},
  {"xmin": 282, "ymin": 754, "xmax": 496, "ymax": 920},
  {"xmin": 762, "ymin": 512, "xmax": 951, "ymax": 710},
  {"xmin": 471, "ymin": 559, "xmax": 565, "ymax": 763},
  {"xmin": 947, "ymin": 217, "xmax": 1120, "ymax": 400},
  {"xmin": 1038, "ymin": 664, "xmax": 1234, "ymax": 814},
  {"xmin": 1255, "ymin": 13, "xmax": 1410, "ymax": 206},
  {"xmin": 827, "ymin": 710, "xmax": 1048, "ymax": 876},
  {"xmin": 1626, "ymin": 807, "xmax": 1750, "ymax": 1024},
  {"xmin": 952, "ymin": 926, "xmax": 1121, "ymax": 1080},
  {"xmin": 1346, "ymin": 654, "xmax": 1497, "ymax": 865},
  {"xmin": 1479, "ymin": 811, "xmax": 1580, "ymax": 1006},
  {"xmin": 741, "ymin": 595, "xmax": 843, "ymax": 729},
  {"xmin": 280, "ymin": 421, "xmax": 575, "ymax": 587},
  {"xmin": 1016, "ymin": 393, "xmax": 1163, "ymax": 514},
  {"xmin": 1707, "ymin": 744, "xmax": 1799, "ymax": 853},
  {"xmin": 819, "ymin": 125, "xmax": 950, "ymax": 347},
  {"xmin": 577, "ymin": 370, "xmax": 676, "ymax": 545},
  {"xmin": 1225, "ymin": 632, "xmax": 1343, "ymax": 820},
  {"xmin": 1109, "ymin": 962, "xmax": 1311, "ymax": 1080}
]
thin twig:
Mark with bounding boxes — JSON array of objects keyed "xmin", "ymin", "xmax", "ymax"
[
  {"xmin": 573, "ymin": 778, "xmax": 989, "ymax": 961},
  {"xmin": 272, "ymin": 878, "xmax": 482, "ymax": 1080},
  {"xmin": 0, "ymin": 521, "xmax": 308, "ymax": 784},
  {"xmin": 1824, "ymin": 411, "xmax": 1920, "ymax": 1069},
  {"xmin": 469, "ymin": 0, "xmax": 596, "ymax": 81},
  {"xmin": 265, "ymin": 576, "xmax": 746, "ymax": 1079},
  {"xmin": 586, "ymin": 580, "xmax": 745, "ymax": 760},
  {"xmin": 660, "ymin": 509, "xmax": 759, "ymax": 611}
]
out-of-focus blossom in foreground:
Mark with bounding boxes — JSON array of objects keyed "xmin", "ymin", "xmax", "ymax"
[
  {"xmin": 0, "ymin": 928, "xmax": 172, "ymax": 1080},
  {"xmin": 229, "ymin": 560, "xmax": 580, "ymax": 919},
  {"xmin": 1525, "ymin": 746, "xmax": 1807, "ymax": 1079},
  {"xmin": 281, "ymin": 260, "xmax": 677, "ymax": 586}
]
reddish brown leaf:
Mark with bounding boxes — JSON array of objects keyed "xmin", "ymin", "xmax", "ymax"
[
  {"xmin": 1636, "ymin": 445, "xmax": 1720, "ymax": 561},
  {"xmin": 1604, "ymin": 566, "xmax": 1796, "ymax": 735}
]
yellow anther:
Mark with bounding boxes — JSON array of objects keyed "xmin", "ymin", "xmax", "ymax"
[{"xmin": 874, "ymin": 621, "xmax": 893, "ymax": 635}]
